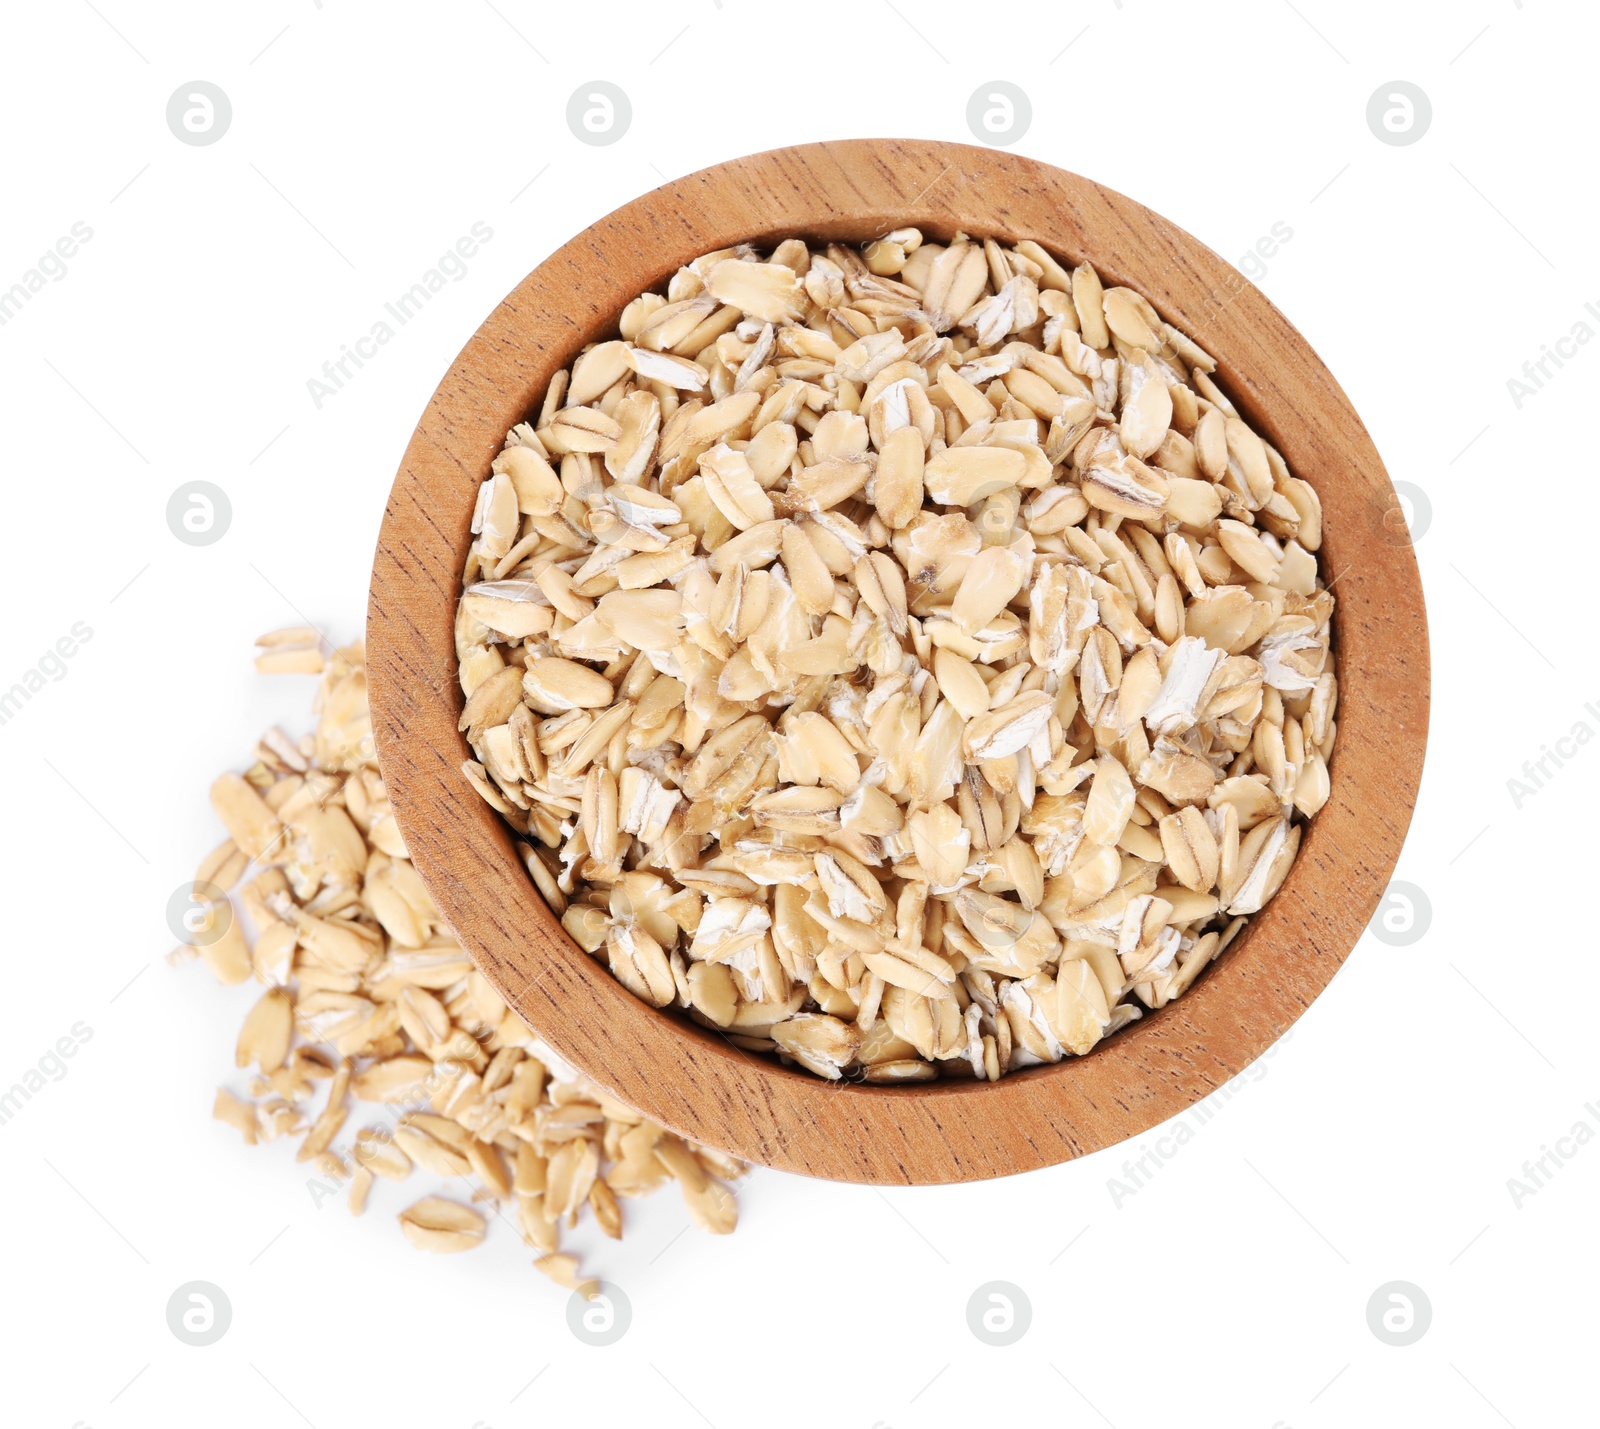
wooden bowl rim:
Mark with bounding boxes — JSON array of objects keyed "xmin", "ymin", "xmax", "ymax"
[{"xmin": 366, "ymin": 138, "xmax": 1429, "ymax": 1185}]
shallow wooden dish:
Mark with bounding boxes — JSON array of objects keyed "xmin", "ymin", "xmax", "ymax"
[{"xmin": 367, "ymin": 139, "xmax": 1428, "ymax": 1185}]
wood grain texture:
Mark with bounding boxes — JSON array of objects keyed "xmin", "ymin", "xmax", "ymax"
[{"xmin": 366, "ymin": 139, "xmax": 1429, "ymax": 1185}]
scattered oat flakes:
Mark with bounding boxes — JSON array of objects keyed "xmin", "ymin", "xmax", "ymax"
[{"xmin": 184, "ymin": 637, "xmax": 743, "ymax": 1288}]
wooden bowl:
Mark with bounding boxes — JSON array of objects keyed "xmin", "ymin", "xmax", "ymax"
[{"xmin": 367, "ymin": 139, "xmax": 1428, "ymax": 1185}]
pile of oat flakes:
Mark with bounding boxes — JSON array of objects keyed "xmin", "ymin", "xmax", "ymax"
[
  {"xmin": 182, "ymin": 632, "xmax": 739, "ymax": 1294},
  {"xmin": 452, "ymin": 231, "xmax": 1338, "ymax": 1083}
]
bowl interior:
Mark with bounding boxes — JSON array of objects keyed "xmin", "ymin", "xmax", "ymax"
[{"xmin": 367, "ymin": 139, "xmax": 1428, "ymax": 1184}]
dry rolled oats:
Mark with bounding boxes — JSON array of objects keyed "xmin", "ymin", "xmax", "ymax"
[
  {"xmin": 187, "ymin": 634, "xmax": 742, "ymax": 1289},
  {"xmin": 455, "ymin": 233, "xmax": 1338, "ymax": 1084}
]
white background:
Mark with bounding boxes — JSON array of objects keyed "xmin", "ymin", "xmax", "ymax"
[{"xmin": 0, "ymin": 2, "xmax": 1591, "ymax": 1426}]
